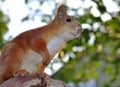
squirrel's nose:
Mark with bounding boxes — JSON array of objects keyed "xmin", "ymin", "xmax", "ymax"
[
  {"xmin": 75, "ymin": 18, "xmax": 79, "ymax": 21},
  {"xmin": 78, "ymin": 24, "xmax": 83, "ymax": 32}
]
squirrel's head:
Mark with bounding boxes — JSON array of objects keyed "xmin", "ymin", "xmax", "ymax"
[{"xmin": 53, "ymin": 4, "xmax": 82, "ymax": 41}]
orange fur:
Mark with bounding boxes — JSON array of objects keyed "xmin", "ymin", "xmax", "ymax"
[{"xmin": 0, "ymin": 4, "xmax": 82, "ymax": 84}]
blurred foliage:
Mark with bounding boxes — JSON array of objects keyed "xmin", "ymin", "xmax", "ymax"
[
  {"xmin": 1, "ymin": 0, "xmax": 120, "ymax": 87},
  {"xmin": 52, "ymin": 0, "xmax": 120, "ymax": 87},
  {"xmin": 0, "ymin": 0, "xmax": 9, "ymax": 49}
]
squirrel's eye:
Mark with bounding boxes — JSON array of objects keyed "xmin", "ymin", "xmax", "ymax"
[{"xmin": 66, "ymin": 18, "xmax": 71, "ymax": 22}]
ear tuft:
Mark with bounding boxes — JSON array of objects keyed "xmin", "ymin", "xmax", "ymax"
[{"xmin": 56, "ymin": 4, "xmax": 68, "ymax": 19}]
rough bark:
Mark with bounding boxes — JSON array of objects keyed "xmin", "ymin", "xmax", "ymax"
[{"xmin": 0, "ymin": 74, "xmax": 70, "ymax": 87}]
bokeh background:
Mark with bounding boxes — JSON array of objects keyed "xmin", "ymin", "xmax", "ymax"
[{"xmin": 0, "ymin": 0, "xmax": 120, "ymax": 87}]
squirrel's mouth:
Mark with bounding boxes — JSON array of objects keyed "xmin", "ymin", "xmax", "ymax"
[{"xmin": 70, "ymin": 26, "xmax": 82, "ymax": 37}]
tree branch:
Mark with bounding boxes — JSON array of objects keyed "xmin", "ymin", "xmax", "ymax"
[{"xmin": 0, "ymin": 74, "xmax": 70, "ymax": 87}]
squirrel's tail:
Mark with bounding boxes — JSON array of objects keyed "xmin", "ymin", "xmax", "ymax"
[
  {"xmin": 0, "ymin": 66, "xmax": 4, "ymax": 85},
  {"xmin": 0, "ymin": 55, "xmax": 5, "ymax": 85}
]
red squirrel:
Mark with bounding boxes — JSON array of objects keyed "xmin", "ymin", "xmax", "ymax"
[{"xmin": 0, "ymin": 4, "xmax": 82, "ymax": 84}]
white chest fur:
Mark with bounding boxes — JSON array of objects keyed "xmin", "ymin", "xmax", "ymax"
[
  {"xmin": 20, "ymin": 50, "xmax": 43, "ymax": 73},
  {"xmin": 47, "ymin": 37, "xmax": 65, "ymax": 55}
]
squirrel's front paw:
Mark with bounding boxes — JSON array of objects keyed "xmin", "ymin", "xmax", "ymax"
[
  {"xmin": 33, "ymin": 72, "xmax": 50, "ymax": 87},
  {"xmin": 14, "ymin": 69, "xmax": 30, "ymax": 77},
  {"xmin": 40, "ymin": 72, "xmax": 50, "ymax": 87}
]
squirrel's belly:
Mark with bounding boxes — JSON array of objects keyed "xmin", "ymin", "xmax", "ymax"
[{"xmin": 20, "ymin": 50, "xmax": 43, "ymax": 73}]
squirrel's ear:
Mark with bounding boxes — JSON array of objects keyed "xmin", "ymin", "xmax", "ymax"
[{"xmin": 55, "ymin": 4, "xmax": 67, "ymax": 19}]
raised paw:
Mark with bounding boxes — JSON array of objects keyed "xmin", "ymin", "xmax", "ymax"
[{"xmin": 14, "ymin": 69, "xmax": 30, "ymax": 77}]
